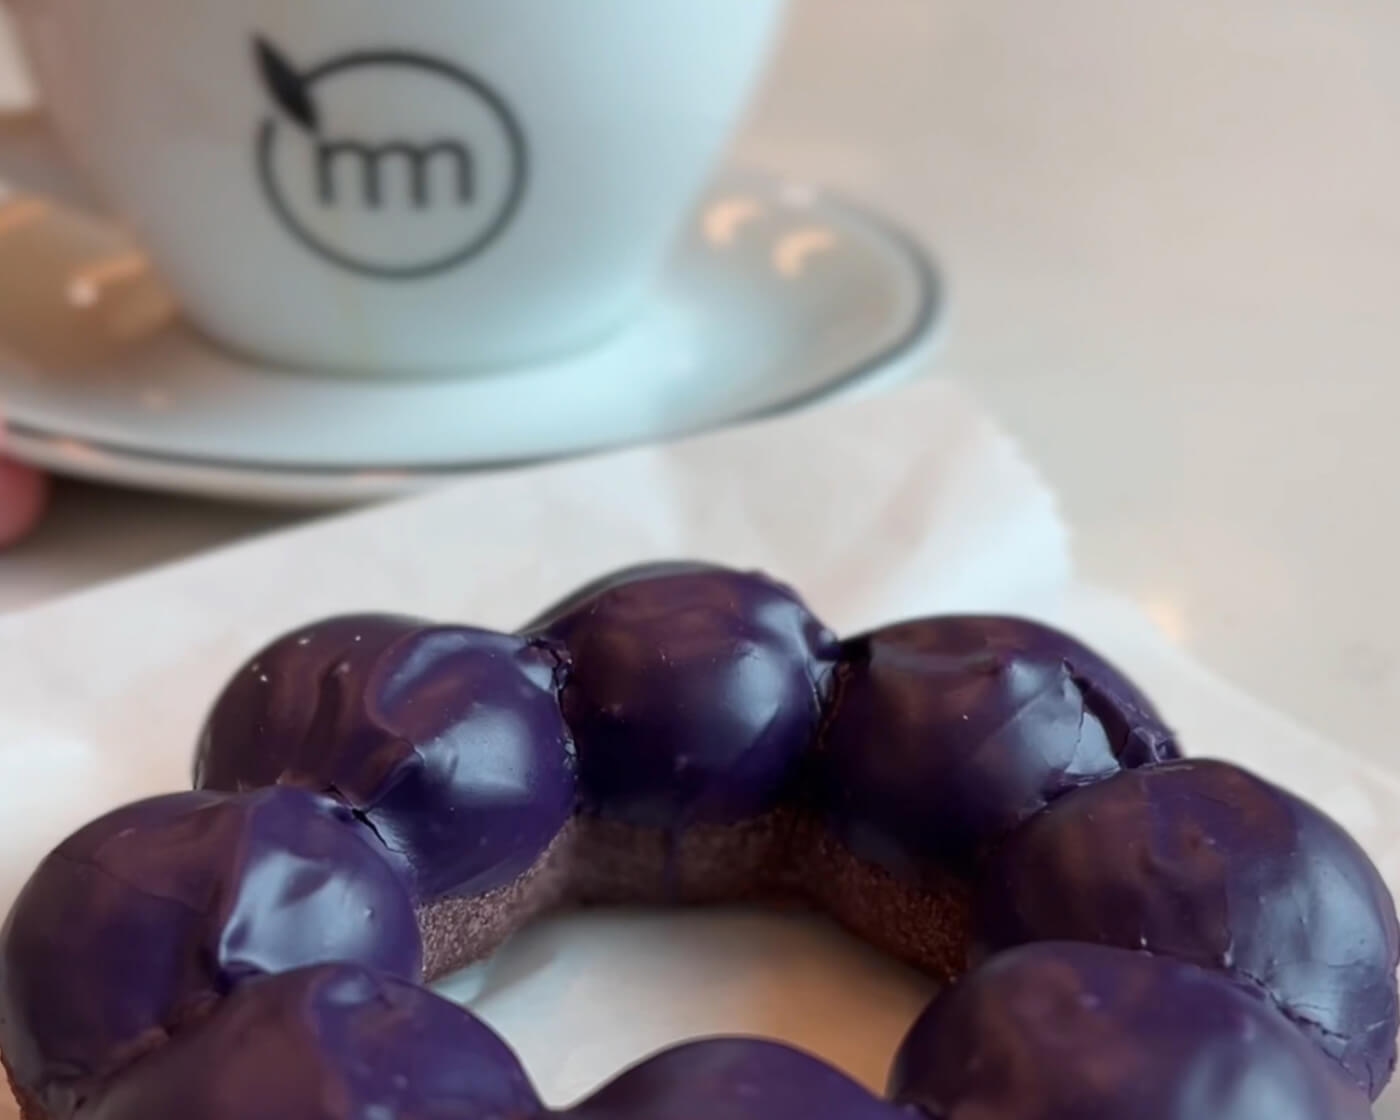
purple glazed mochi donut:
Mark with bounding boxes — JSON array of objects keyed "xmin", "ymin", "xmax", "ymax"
[
  {"xmin": 891, "ymin": 942, "xmax": 1372, "ymax": 1120},
  {"xmin": 80, "ymin": 965, "xmax": 540, "ymax": 1120},
  {"xmin": 975, "ymin": 758, "xmax": 1400, "ymax": 1099},
  {"xmin": 525, "ymin": 562, "xmax": 842, "ymax": 908},
  {"xmin": 528, "ymin": 561, "xmax": 837, "ymax": 831},
  {"xmin": 76, "ymin": 951, "xmax": 1373, "ymax": 1120},
  {"xmin": 0, "ymin": 789, "xmax": 421, "ymax": 1118},
  {"xmin": 194, "ymin": 616, "xmax": 576, "ymax": 905},
  {"xmin": 84, "ymin": 968, "xmax": 910, "ymax": 1120},
  {"xmin": 817, "ymin": 614, "xmax": 1179, "ymax": 879},
  {"xmin": 567, "ymin": 1037, "xmax": 904, "ymax": 1120},
  {"xmin": 1, "ymin": 561, "xmax": 1396, "ymax": 1120}
]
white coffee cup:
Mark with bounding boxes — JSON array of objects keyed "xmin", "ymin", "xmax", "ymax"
[{"xmin": 1, "ymin": 0, "xmax": 787, "ymax": 375}]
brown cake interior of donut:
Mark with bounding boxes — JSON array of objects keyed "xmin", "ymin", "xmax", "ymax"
[{"xmin": 417, "ymin": 812, "xmax": 970, "ymax": 985}]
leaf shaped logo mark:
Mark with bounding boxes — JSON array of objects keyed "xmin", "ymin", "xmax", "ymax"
[{"xmin": 254, "ymin": 36, "xmax": 320, "ymax": 133}]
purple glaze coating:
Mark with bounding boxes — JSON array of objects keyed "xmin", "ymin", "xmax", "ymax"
[
  {"xmin": 818, "ymin": 616, "xmax": 1179, "ymax": 877},
  {"xmin": 976, "ymin": 759, "xmax": 1400, "ymax": 1099},
  {"xmin": 890, "ymin": 942, "xmax": 1373, "ymax": 1120},
  {"xmin": 0, "ymin": 790, "xmax": 421, "ymax": 1117},
  {"xmin": 526, "ymin": 561, "xmax": 719, "ymax": 631},
  {"xmin": 532, "ymin": 564, "xmax": 838, "ymax": 828},
  {"xmin": 566, "ymin": 1038, "xmax": 905, "ymax": 1120},
  {"xmin": 194, "ymin": 615, "xmax": 576, "ymax": 901},
  {"xmin": 82, "ymin": 964, "xmax": 540, "ymax": 1120}
]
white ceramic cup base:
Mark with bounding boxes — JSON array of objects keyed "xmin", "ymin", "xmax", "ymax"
[{"xmin": 1, "ymin": 170, "xmax": 946, "ymax": 505}]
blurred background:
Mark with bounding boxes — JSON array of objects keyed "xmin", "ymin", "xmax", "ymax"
[{"xmin": 2, "ymin": 0, "xmax": 1399, "ymax": 765}]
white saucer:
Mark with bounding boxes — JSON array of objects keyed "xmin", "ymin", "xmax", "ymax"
[{"xmin": 1, "ymin": 170, "xmax": 944, "ymax": 505}]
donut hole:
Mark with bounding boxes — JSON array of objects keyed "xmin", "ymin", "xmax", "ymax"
[{"xmin": 433, "ymin": 905, "xmax": 938, "ymax": 1106}]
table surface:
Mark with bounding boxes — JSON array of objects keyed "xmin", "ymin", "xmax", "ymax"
[{"xmin": 2, "ymin": 0, "xmax": 1399, "ymax": 770}]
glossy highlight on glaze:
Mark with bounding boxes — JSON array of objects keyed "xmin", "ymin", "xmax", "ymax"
[
  {"xmin": 195, "ymin": 616, "xmax": 576, "ymax": 901},
  {"xmin": 0, "ymin": 789, "xmax": 421, "ymax": 1117},
  {"xmin": 531, "ymin": 563, "xmax": 838, "ymax": 828},
  {"xmin": 818, "ymin": 615, "xmax": 1179, "ymax": 877}
]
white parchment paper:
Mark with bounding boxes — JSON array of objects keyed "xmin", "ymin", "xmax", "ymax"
[{"xmin": 0, "ymin": 379, "xmax": 1395, "ymax": 1115}]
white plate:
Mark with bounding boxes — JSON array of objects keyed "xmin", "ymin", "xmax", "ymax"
[{"xmin": 0, "ymin": 171, "xmax": 943, "ymax": 504}]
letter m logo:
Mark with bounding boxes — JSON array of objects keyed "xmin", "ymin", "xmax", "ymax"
[{"xmin": 316, "ymin": 141, "xmax": 475, "ymax": 209}]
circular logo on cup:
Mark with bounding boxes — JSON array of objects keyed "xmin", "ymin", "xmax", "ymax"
[{"xmin": 252, "ymin": 37, "xmax": 527, "ymax": 281}]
